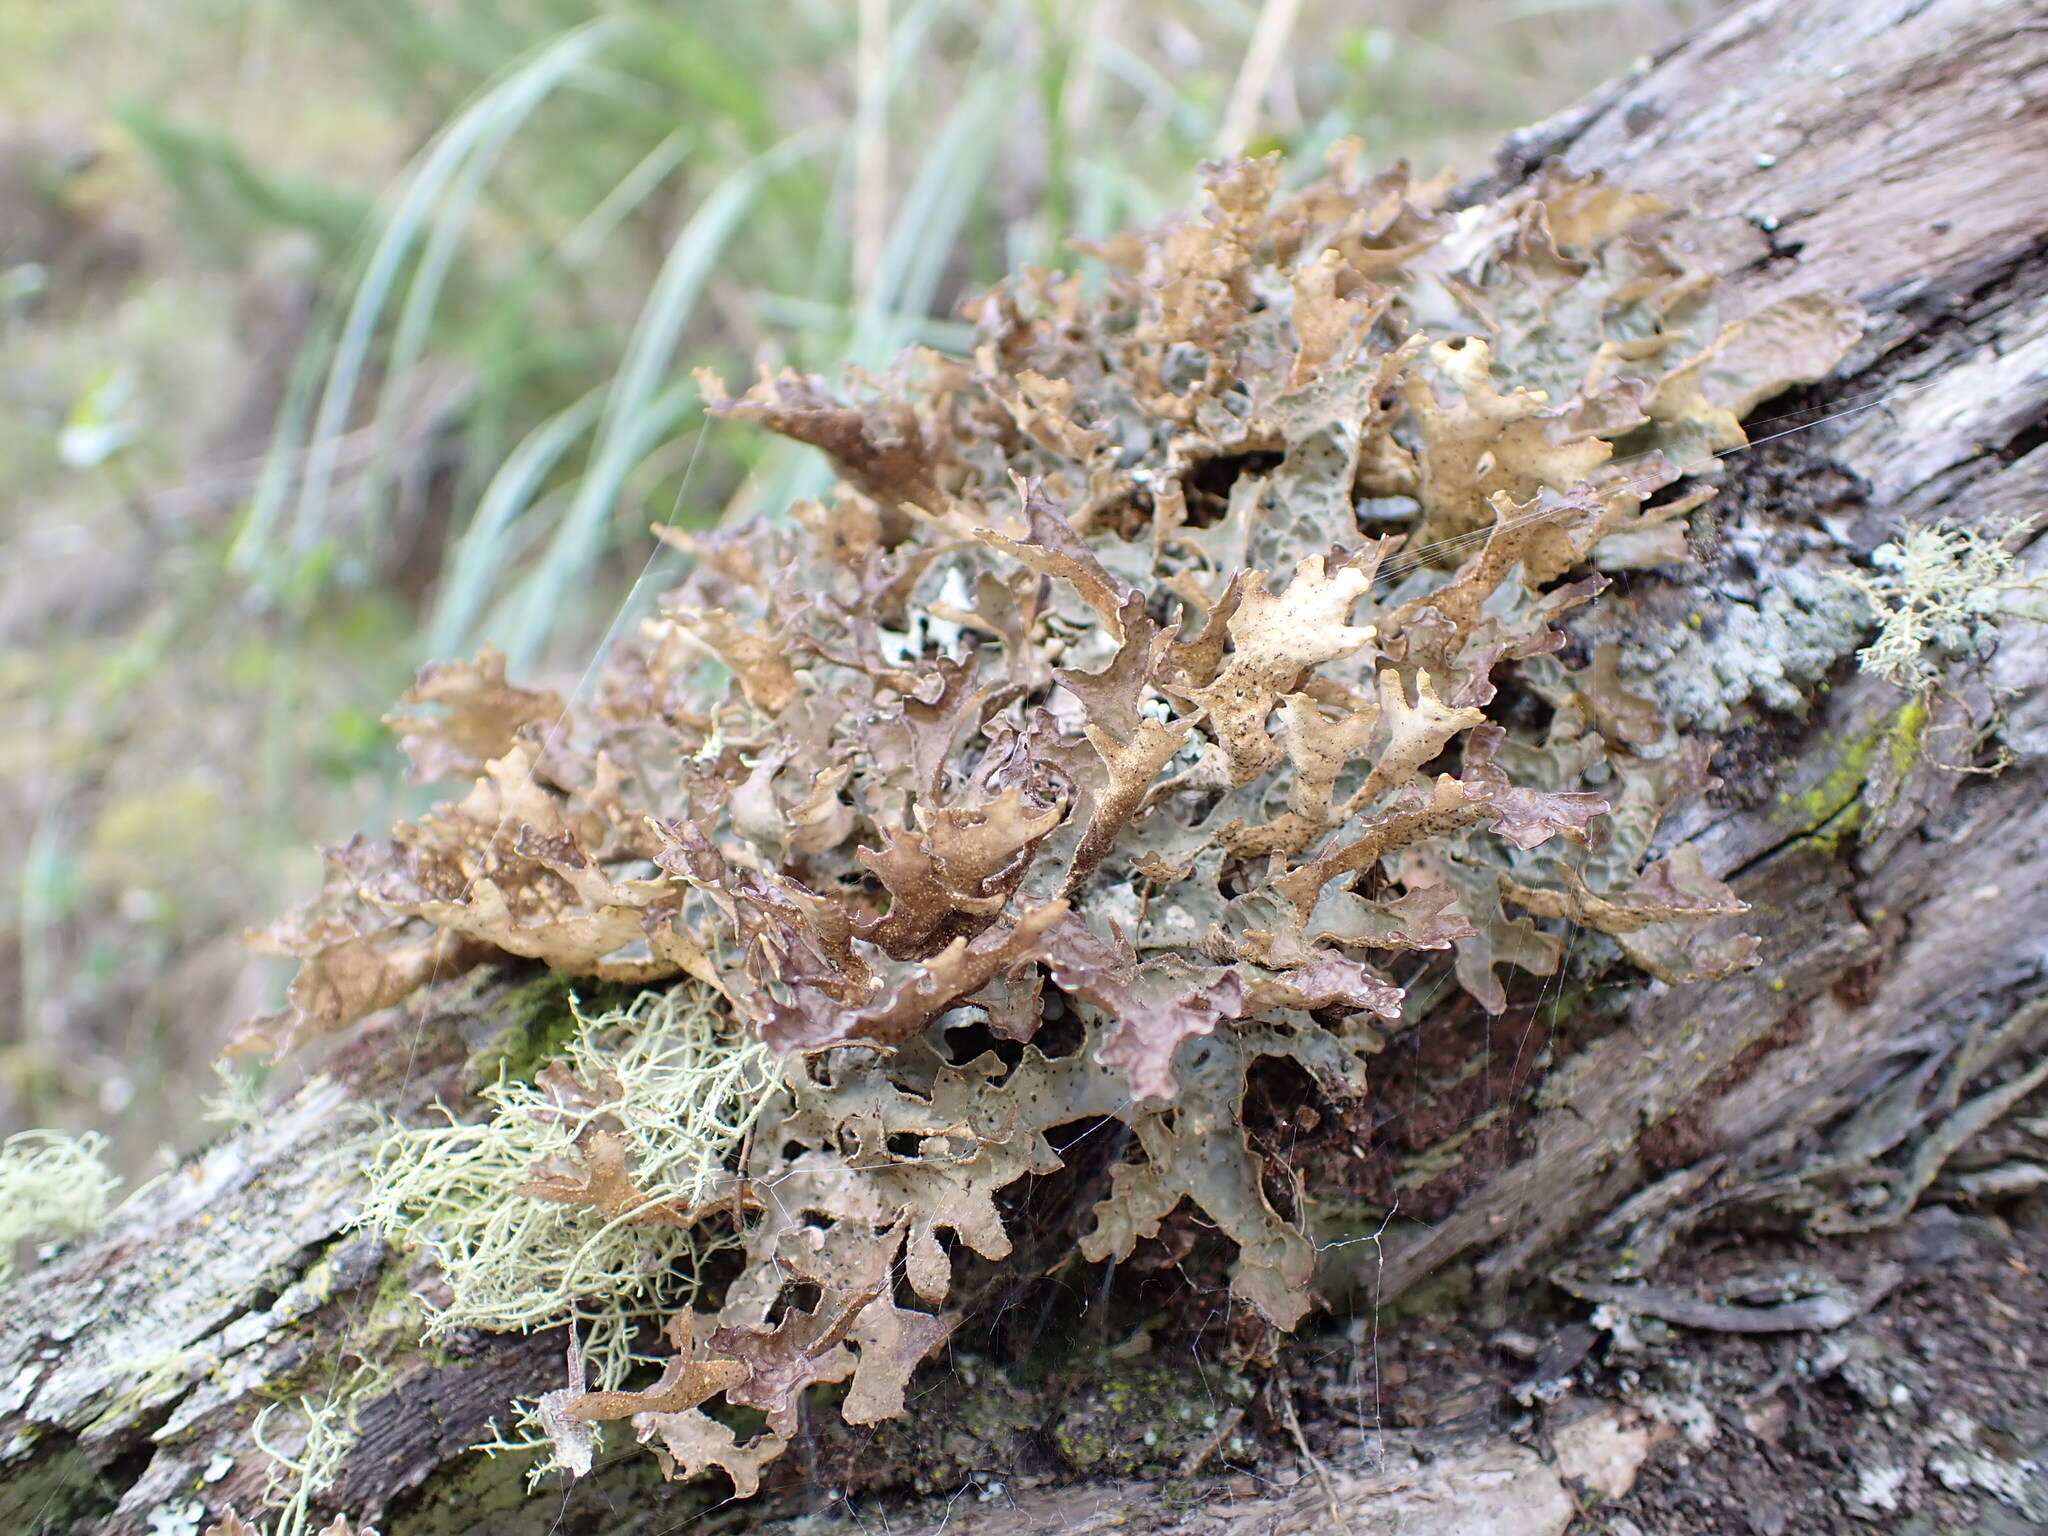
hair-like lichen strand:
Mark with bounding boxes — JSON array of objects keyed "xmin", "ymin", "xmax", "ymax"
[
  {"xmin": 1839, "ymin": 515, "xmax": 2046, "ymax": 689},
  {"xmin": 356, "ymin": 982, "xmax": 775, "ymax": 1393},
  {"xmin": 0, "ymin": 1128, "xmax": 120, "ymax": 1281}
]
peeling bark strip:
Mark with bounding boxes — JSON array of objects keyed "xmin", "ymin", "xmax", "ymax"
[{"xmin": 5, "ymin": 2, "xmax": 2047, "ymax": 1532}]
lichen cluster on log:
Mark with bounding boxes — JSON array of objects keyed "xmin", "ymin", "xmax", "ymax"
[{"xmin": 3, "ymin": 0, "xmax": 2045, "ymax": 1531}]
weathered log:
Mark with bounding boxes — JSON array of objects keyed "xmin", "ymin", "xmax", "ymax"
[
  {"xmin": 1363, "ymin": 0, "xmax": 2048, "ymax": 1308},
  {"xmin": 5, "ymin": 1, "xmax": 2045, "ymax": 1531}
]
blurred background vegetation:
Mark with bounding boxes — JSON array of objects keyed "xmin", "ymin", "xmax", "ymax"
[{"xmin": 0, "ymin": 0, "xmax": 1718, "ymax": 1175}]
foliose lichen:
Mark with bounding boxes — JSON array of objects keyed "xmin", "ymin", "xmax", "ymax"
[{"xmin": 241, "ymin": 146, "xmax": 1864, "ymax": 1498}]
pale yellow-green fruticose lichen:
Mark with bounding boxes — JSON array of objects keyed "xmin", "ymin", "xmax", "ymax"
[
  {"xmin": 238, "ymin": 1363, "xmax": 392, "ymax": 1536},
  {"xmin": 0, "ymin": 1128, "xmax": 120, "ymax": 1281},
  {"xmin": 355, "ymin": 984, "xmax": 775, "ymax": 1398},
  {"xmin": 1842, "ymin": 516, "xmax": 2046, "ymax": 689}
]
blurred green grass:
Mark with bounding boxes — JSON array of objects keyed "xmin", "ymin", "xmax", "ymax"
[{"xmin": 0, "ymin": 0, "xmax": 1716, "ymax": 1173}]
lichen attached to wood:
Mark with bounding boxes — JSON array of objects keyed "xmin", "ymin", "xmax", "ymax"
[{"xmin": 236, "ymin": 147, "xmax": 1863, "ymax": 1503}]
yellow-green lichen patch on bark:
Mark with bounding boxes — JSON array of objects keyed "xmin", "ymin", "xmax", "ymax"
[
  {"xmin": 849, "ymin": 1353, "xmax": 1057, "ymax": 1496},
  {"xmin": 384, "ymin": 1425, "xmax": 689, "ymax": 1536},
  {"xmin": 1049, "ymin": 1355, "xmax": 1256, "ymax": 1478},
  {"xmin": 460, "ymin": 972, "xmax": 646, "ymax": 1091},
  {"xmin": 0, "ymin": 1432, "xmax": 119, "ymax": 1534},
  {"xmin": 1768, "ymin": 695, "xmax": 1931, "ymax": 857}
]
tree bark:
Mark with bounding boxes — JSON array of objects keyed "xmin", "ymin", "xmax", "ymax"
[{"xmin": 6, "ymin": 2, "xmax": 2045, "ymax": 1532}]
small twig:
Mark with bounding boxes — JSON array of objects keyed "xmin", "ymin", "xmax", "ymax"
[
  {"xmin": 1214, "ymin": 0, "xmax": 1306, "ymax": 158},
  {"xmin": 1177, "ymin": 1402, "xmax": 1247, "ymax": 1477},
  {"xmin": 853, "ymin": 0, "xmax": 889, "ymax": 296},
  {"xmin": 1272, "ymin": 1379, "xmax": 1343, "ymax": 1528},
  {"xmin": 728, "ymin": 1119, "xmax": 756, "ymax": 1232},
  {"xmin": 1558, "ymin": 1262, "xmax": 1905, "ymax": 1333}
]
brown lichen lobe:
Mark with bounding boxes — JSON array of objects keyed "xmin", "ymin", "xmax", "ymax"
[{"xmin": 248, "ymin": 146, "xmax": 1858, "ymax": 1493}]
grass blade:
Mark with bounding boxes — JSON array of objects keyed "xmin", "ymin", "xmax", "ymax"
[
  {"xmin": 506, "ymin": 129, "xmax": 819, "ymax": 664},
  {"xmin": 269, "ymin": 20, "xmax": 624, "ymax": 565},
  {"xmin": 424, "ymin": 384, "xmax": 608, "ymax": 658}
]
